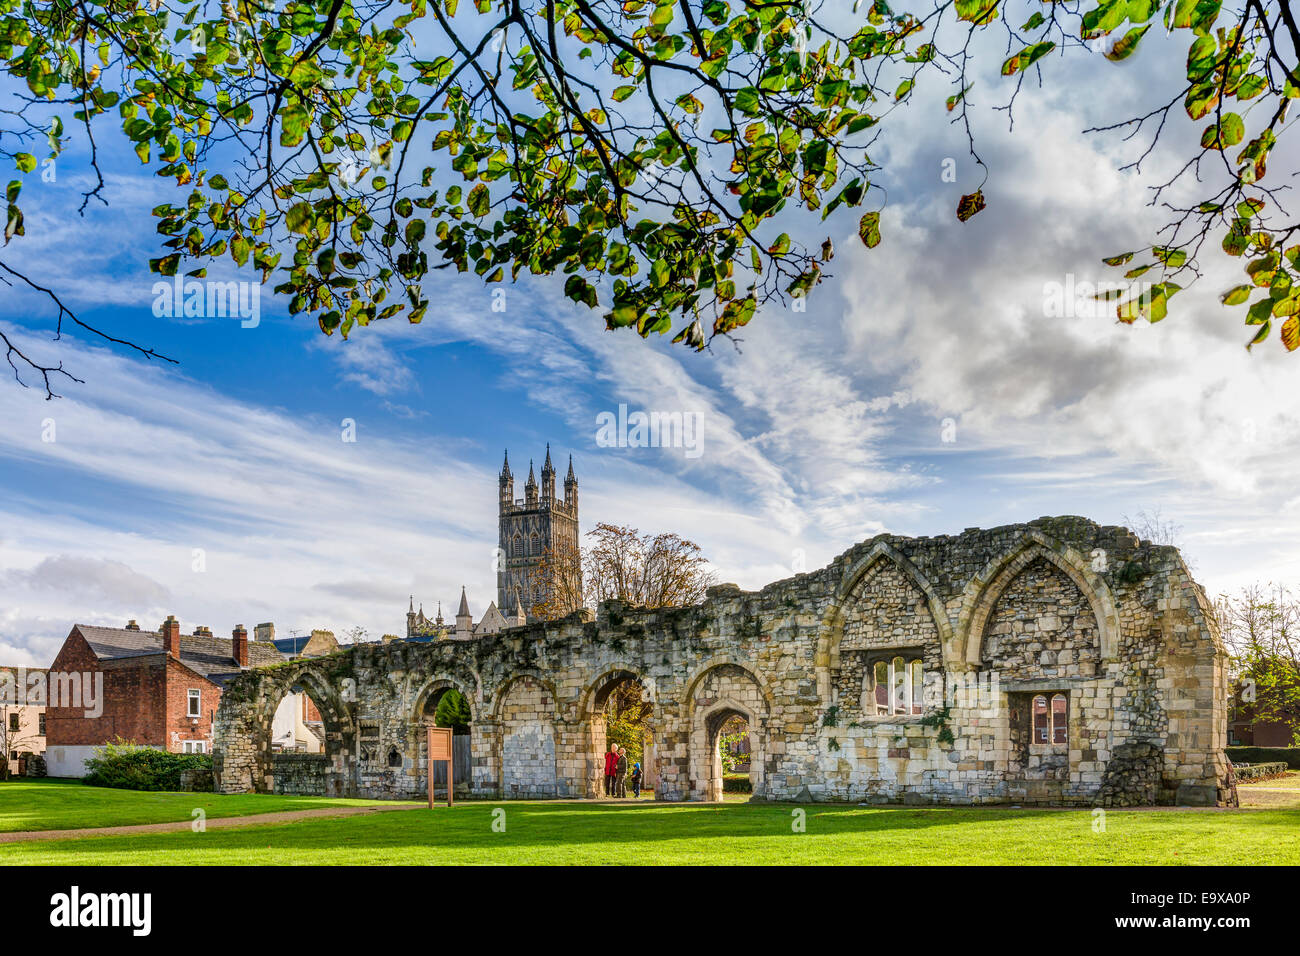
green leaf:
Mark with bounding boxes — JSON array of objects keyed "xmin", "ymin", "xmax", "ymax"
[
  {"xmin": 954, "ymin": 0, "xmax": 999, "ymax": 25},
  {"xmin": 1220, "ymin": 284, "xmax": 1251, "ymax": 306},
  {"xmin": 14, "ymin": 153, "xmax": 36, "ymax": 174},
  {"xmin": 858, "ymin": 211, "xmax": 881, "ymax": 248},
  {"xmin": 286, "ymin": 202, "xmax": 313, "ymax": 235},
  {"xmin": 467, "ymin": 183, "xmax": 490, "ymax": 217},
  {"xmin": 1201, "ymin": 112, "xmax": 1245, "ymax": 149}
]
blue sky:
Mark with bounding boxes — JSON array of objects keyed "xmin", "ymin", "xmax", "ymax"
[{"xmin": 2, "ymin": 27, "xmax": 1298, "ymax": 667}]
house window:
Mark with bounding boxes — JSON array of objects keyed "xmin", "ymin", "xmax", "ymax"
[
  {"xmin": 182, "ymin": 741, "xmax": 206, "ymax": 754},
  {"xmin": 872, "ymin": 657, "xmax": 924, "ymax": 716},
  {"xmin": 187, "ymin": 689, "xmax": 201, "ymax": 718},
  {"xmin": 1032, "ymin": 694, "xmax": 1069, "ymax": 744},
  {"xmin": 7, "ymin": 714, "xmax": 17, "ymax": 732},
  {"xmin": 38, "ymin": 713, "xmax": 45, "ymax": 735}
]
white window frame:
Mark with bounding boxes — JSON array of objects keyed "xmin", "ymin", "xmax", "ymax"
[
  {"xmin": 872, "ymin": 657, "xmax": 925, "ymax": 717},
  {"xmin": 182, "ymin": 740, "xmax": 206, "ymax": 754},
  {"xmin": 187, "ymin": 689, "xmax": 201, "ymax": 718}
]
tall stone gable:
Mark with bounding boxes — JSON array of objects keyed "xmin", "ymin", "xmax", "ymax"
[{"xmin": 497, "ymin": 446, "xmax": 580, "ymax": 621}]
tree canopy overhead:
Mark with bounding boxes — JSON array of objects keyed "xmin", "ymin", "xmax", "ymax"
[{"xmin": 2, "ymin": 0, "xmax": 1299, "ymax": 395}]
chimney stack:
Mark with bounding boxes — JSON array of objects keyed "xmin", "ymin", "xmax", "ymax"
[
  {"xmin": 254, "ymin": 622, "xmax": 275, "ymax": 644},
  {"xmin": 232, "ymin": 624, "xmax": 248, "ymax": 667},
  {"xmin": 125, "ymin": 619, "xmax": 140, "ymax": 631},
  {"xmin": 161, "ymin": 616, "xmax": 181, "ymax": 657}
]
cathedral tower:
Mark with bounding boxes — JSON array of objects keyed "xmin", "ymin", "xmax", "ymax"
[{"xmin": 498, "ymin": 446, "xmax": 580, "ymax": 622}]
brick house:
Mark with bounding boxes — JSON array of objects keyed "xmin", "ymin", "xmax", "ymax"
[
  {"xmin": 44, "ymin": 616, "xmax": 283, "ymax": 778},
  {"xmin": 1228, "ymin": 678, "xmax": 1300, "ymax": 747},
  {"xmin": 0, "ymin": 666, "xmax": 47, "ymax": 775}
]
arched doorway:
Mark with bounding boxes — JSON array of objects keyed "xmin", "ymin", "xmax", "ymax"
[
  {"xmin": 687, "ymin": 662, "xmax": 769, "ymax": 801},
  {"xmin": 421, "ymin": 686, "xmax": 473, "ymax": 798},
  {"xmin": 264, "ymin": 679, "xmax": 345, "ymax": 795},
  {"xmin": 707, "ymin": 707, "xmax": 753, "ymax": 801},
  {"xmin": 270, "ymin": 684, "xmax": 328, "ymax": 755},
  {"xmin": 584, "ymin": 670, "xmax": 654, "ymax": 799}
]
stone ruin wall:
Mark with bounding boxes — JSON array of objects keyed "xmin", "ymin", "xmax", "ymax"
[{"xmin": 212, "ymin": 516, "xmax": 1231, "ymax": 807}]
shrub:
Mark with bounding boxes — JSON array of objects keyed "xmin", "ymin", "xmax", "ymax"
[
  {"xmin": 723, "ymin": 772, "xmax": 752, "ymax": 794},
  {"xmin": 25, "ymin": 754, "xmax": 46, "ymax": 777},
  {"xmin": 1233, "ymin": 761, "xmax": 1289, "ymax": 782},
  {"xmin": 83, "ymin": 738, "xmax": 214, "ymax": 792},
  {"xmin": 1226, "ymin": 747, "xmax": 1300, "ymax": 770}
]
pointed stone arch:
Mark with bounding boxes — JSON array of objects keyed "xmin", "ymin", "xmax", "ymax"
[
  {"xmin": 683, "ymin": 659, "xmax": 772, "ymax": 801},
  {"xmin": 816, "ymin": 541, "xmax": 957, "ymax": 697},
  {"xmin": 957, "ymin": 529, "xmax": 1120, "ymax": 666},
  {"xmin": 493, "ymin": 672, "xmax": 562, "ymax": 798},
  {"xmin": 409, "ymin": 668, "xmax": 483, "ymax": 722},
  {"xmin": 683, "ymin": 655, "xmax": 775, "ymax": 713},
  {"xmin": 580, "ymin": 666, "xmax": 654, "ymax": 798}
]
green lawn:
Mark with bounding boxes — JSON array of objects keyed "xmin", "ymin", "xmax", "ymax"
[
  {"xmin": 3, "ymin": 792, "xmax": 1298, "ymax": 865},
  {"xmin": 0, "ymin": 778, "xmax": 411, "ymax": 832}
]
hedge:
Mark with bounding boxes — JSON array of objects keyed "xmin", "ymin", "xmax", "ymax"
[
  {"xmin": 1226, "ymin": 747, "xmax": 1300, "ymax": 770},
  {"xmin": 83, "ymin": 739, "xmax": 214, "ymax": 792},
  {"xmin": 1234, "ymin": 761, "xmax": 1289, "ymax": 782},
  {"xmin": 723, "ymin": 773, "xmax": 752, "ymax": 794}
]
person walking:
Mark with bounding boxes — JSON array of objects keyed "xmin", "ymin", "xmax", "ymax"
[
  {"xmin": 616, "ymin": 746, "xmax": 629, "ymax": 798},
  {"xmin": 631, "ymin": 760, "xmax": 643, "ymax": 798},
  {"xmin": 603, "ymin": 745, "xmax": 619, "ymax": 797}
]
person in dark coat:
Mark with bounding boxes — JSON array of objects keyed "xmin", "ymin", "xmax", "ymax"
[
  {"xmin": 631, "ymin": 761, "xmax": 643, "ymax": 798},
  {"xmin": 615, "ymin": 746, "xmax": 629, "ymax": 797},
  {"xmin": 604, "ymin": 746, "xmax": 619, "ymax": 796}
]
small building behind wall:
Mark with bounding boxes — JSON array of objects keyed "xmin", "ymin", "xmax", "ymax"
[
  {"xmin": 213, "ymin": 517, "xmax": 1231, "ymax": 808},
  {"xmin": 0, "ymin": 666, "xmax": 47, "ymax": 775}
]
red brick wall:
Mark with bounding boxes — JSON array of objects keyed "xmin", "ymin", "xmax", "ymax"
[
  {"xmin": 163, "ymin": 658, "xmax": 221, "ymax": 752},
  {"xmin": 304, "ymin": 696, "xmax": 322, "ymax": 723}
]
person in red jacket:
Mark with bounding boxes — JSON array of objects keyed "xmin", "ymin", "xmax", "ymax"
[{"xmin": 604, "ymin": 746, "xmax": 619, "ymax": 796}]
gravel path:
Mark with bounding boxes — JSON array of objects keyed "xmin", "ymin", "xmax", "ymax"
[{"xmin": 0, "ymin": 803, "xmax": 424, "ymax": 844}]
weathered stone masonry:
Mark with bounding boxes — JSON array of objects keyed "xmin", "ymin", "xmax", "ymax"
[{"xmin": 212, "ymin": 517, "xmax": 1230, "ymax": 806}]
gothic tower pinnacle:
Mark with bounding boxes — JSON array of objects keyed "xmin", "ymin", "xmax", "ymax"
[{"xmin": 541, "ymin": 443, "xmax": 556, "ymax": 501}]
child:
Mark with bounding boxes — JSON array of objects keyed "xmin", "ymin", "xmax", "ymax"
[{"xmin": 631, "ymin": 761, "xmax": 643, "ymax": 798}]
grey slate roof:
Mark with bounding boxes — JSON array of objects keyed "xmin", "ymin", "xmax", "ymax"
[{"xmin": 73, "ymin": 625, "xmax": 284, "ymax": 686}]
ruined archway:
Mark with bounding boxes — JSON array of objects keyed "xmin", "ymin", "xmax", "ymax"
[
  {"xmin": 582, "ymin": 668, "xmax": 654, "ymax": 798},
  {"xmin": 686, "ymin": 662, "xmax": 770, "ymax": 801},
  {"xmin": 415, "ymin": 680, "xmax": 475, "ymax": 799},
  {"xmin": 245, "ymin": 668, "xmax": 352, "ymax": 796}
]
